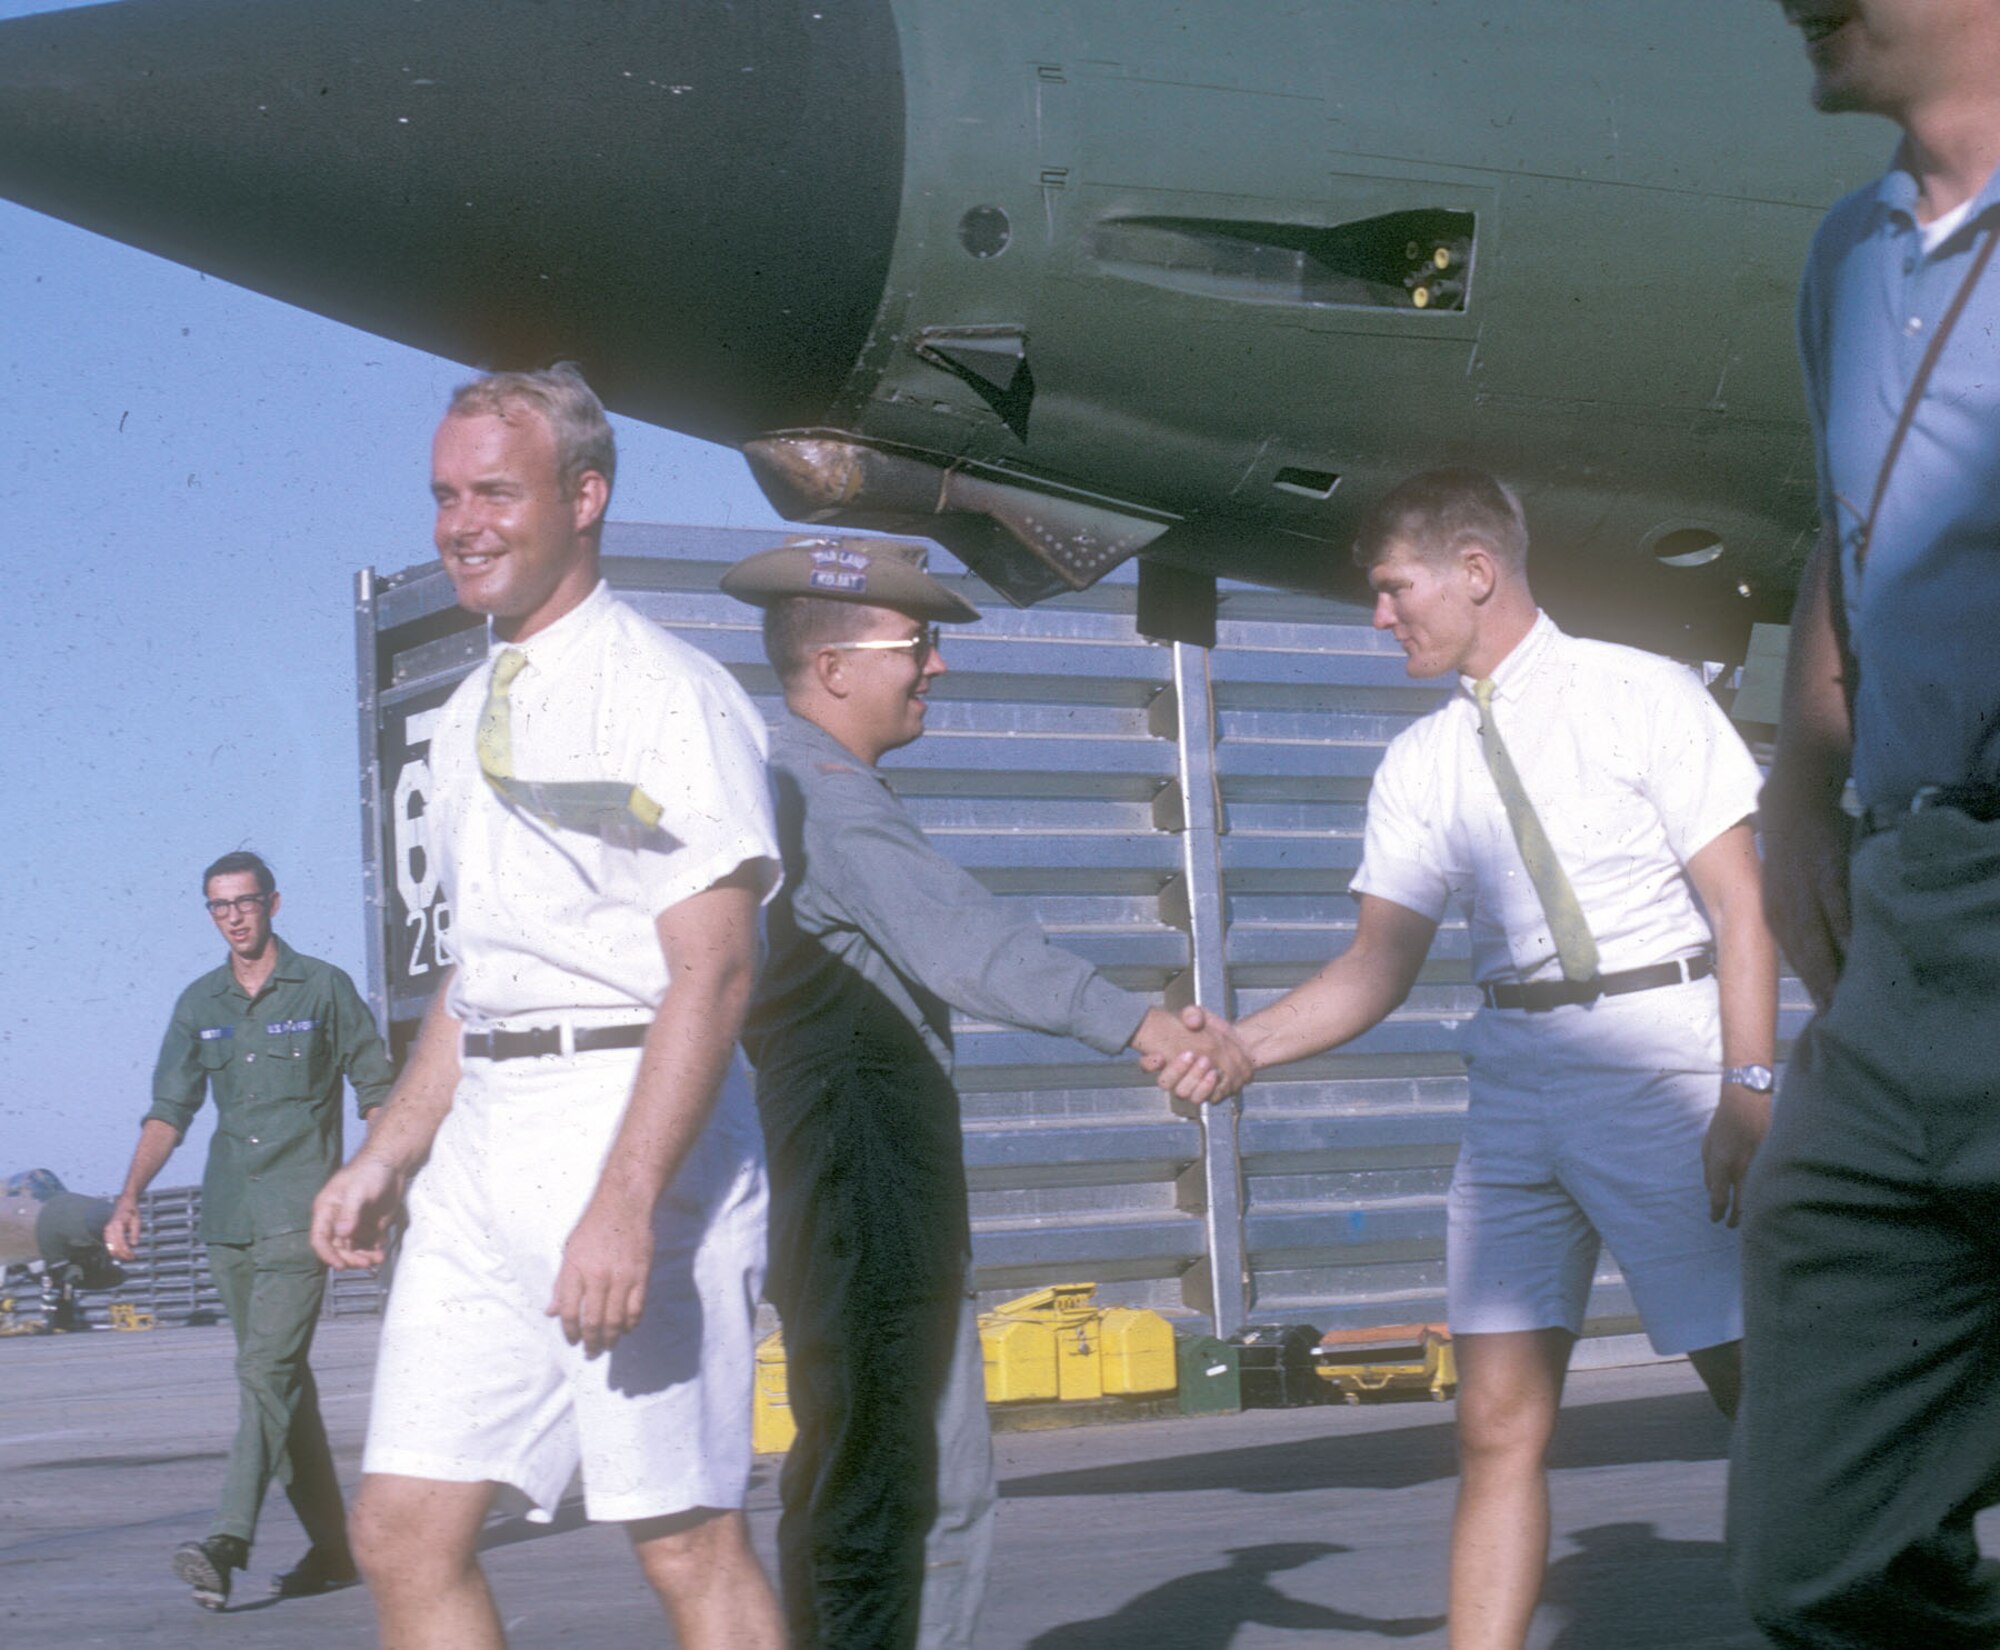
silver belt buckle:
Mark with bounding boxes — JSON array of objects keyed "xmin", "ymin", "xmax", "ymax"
[{"xmin": 1909, "ymin": 784, "xmax": 1945, "ymax": 815}]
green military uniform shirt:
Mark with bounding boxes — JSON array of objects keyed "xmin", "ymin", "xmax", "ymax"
[{"xmin": 147, "ymin": 938, "xmax": 395, "ymax": 1244}]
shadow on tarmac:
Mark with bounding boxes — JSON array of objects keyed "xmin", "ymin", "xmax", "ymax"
[
  {"xmin": 1002, "ymin": 1389, "xmax": 1729, "ymax": 1500},
  {"xmin": 1543, "ymin": 1522, "xmax": 1761, "ymax": 1648},
  {"xmin": 1024, "ymin": 1542, "xmax": 1446, "ymax": 1648},
  {"xmin": 472, "ymin": 1460, "xmax": 781, "ymax": 1554},
  {"xmin": 478, "ymin": 1498, "xmax": 595, "ymax": 1551},
  {"xmin": 19, "ymin": 1450, "xmax": 227, "ymax": 1472}
]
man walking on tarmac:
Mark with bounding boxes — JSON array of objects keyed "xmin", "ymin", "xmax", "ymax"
[
  {"xmin": 1163, "ymin": 468, "xmax": 1777, "ymax": 1650},
  {"xmin": 312, "ymin": 364, "xmax": 786, "ymax": 1650},
  {"xmin": 1732, "ymin": 5, "xmax": 2000, "ymax": 1643},
  {"xmin": 723, "ymin": 535, "xmax": 1251, "ymax": 1650},
  {"xmin": 109, "ymin": 849, "xmax": 394, "ymax": 1608}
]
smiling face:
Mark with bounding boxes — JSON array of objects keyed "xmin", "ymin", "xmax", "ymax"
[
  {"xmin": 204, "ymin": 870, "xmax": 279, "ymax": 963},
  {"xmin": 836, "ymin": 605, "xmax": 948, "ymax": 761},
  {"xmin": 431, "ymin": 408, "xmax": 608, "ymax": 642},
  {"xmin": 1368, "ymin": 540, "xmax": 1484, "ymax": 680},
  {"xmin": 1778, "ymin": 0, "xmax": 1987, "ymax": 116}
]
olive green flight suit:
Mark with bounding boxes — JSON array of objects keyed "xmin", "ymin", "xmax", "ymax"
[{"xmin": 148, "ymin": 937, "xmax": 393, "ymax": 1551}]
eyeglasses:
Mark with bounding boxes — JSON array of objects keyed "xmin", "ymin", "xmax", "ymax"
[
  {"xmin": 205, "ymin": 894, "xmax": 272, "ymax": 918},
  {"xmin": 826, "ymin": 625, "xmax": 943, "ymax": 666}
]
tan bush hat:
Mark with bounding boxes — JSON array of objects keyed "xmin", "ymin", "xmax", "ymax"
[{"xmin": 720, "ymin": 534, "xmax": 981, "ymax": 623}]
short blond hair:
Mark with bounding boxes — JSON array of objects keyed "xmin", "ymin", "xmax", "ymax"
[
  {"xmin": 1354, "ymin": 466, "xmax": 1528, "ymax": 574},
  {"xmin": 446, "ymin": 362, "xmax": 616, "ymax": 502}
]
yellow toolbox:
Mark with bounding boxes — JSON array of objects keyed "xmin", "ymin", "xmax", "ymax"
[
  {"xmin": 753, "ymin": 1329, "xmax": 797, "ymax": 1454},
  {"xmin": 752, "ymin": 1284, "xmax": 1185, "ymax": 1452},
  {"xmin": 981, "ymin": 1309, "xmax": 1061, "ymax": 1403},
  {"xmin": 980, "ymin": 1284, "xmax": 1176, "ymax": 1404},
  {"xmin": 1311, "ymin": 1323, "xmax": 1458, "ymax": 1404},
  {"xmin": 1098, "ymin": 1307, "xmax": 1176, "ymax": 1396}
]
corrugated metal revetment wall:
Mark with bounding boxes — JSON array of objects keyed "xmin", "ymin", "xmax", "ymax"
[{"xmin": 355, "ymin": 522, "xmax": 1809, "ymax": 1346}]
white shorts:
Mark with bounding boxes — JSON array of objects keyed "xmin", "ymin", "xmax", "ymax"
[
  {"xmin": 363, "ymin": 1046, "xmax": 767, "ymax": 1522},
  {"xmin": 1446, "ymin": 978, "xmax": 1742, "ymax": 1356}
]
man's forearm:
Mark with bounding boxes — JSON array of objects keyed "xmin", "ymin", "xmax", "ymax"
[
  {"xmin": 1765, "ymin": 528, "xmax": 1854, "ymax": 818},
  {"xmin": 1687, "ymin": 820, "xmax": 1780, "ymax": 1225},
  {"xmin": 116, "ymin": 1118, "xmax": 182, "ymax": 1205},
  {"xmin": 106, "ymin": 1118, "xmax": 183, "ymax": 1259},
  {"xmin": 590, "ymin": 877, "xmax": 764, "ymax": 1216},
  {"xmin": 1238, "ymin": 956, "xmax": 1405, "ymax": 1069},
  {"xmin": 592, "ymin": 953, "xmax": 753, "ymax": 1215},
  {"xmin": 544, "ymin": 877, "xmax": 762, "ymax": 1354},
  {"xmin": 1698, "ymin": 827, "xmax": 1780, "ymax": 1070},
  {"xmin": 355, "ymin": 976, "xmax": 463, "ymax": 1176},
  {"xmin": 1759, "ymin": 530, "xmax": 1857, "ymax": 1005},
  {"xmin": 1236, "ymin": 896, "xmax": 1437, "ymax": 1070},
  {"xmin": 1716, "ymin": 922, "xmax": 1779, "ymax": 1074}
]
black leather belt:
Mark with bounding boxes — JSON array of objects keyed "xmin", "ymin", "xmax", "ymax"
[
  {"xmin": 462, "ymin": 1022, "xmax": 649, "ymax": 1061},
  {"xmin": 1481, "ymin": 953, "xmax": 1715, "ymax": 1013},
  {"xmin": 1860, "ymin": 782, "xmax": 2000, "ymax": 836}
]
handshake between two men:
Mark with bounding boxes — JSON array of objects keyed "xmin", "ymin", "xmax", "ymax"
[
  {"xmin": 1129, "ymin": 1003, "xmax": 1260, "ymax": 1105},
  {"xmin": 1127, "ymin": 894, "xmax": 1444, "ymax": 1109},
  {"xmin": 1128, "ymin": 888, "xmax": 1456, "ymax": 1104}
]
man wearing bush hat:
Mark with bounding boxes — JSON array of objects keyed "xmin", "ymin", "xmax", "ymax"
[{"xmin": 724, "ymin": 535, "xmax": 1249, "ymax": 1650}]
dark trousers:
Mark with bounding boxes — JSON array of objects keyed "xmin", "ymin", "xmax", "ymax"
[
  {"xmin": 774, "ymin": 1269, "xmax": 963, "ymax": 1650},
  {"xmin": 1731, "ymin": 809, "xmax": 2000, "ymax": 1646},
  {"xmin": 206, "ymin": 1230, "xmax": 347, "ymax": 1553}
]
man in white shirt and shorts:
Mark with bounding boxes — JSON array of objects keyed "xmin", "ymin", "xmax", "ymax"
[
  {"xmin": 312, "ymin": 364, "xmax": 784, "ymax": 1650},
  {"xmin": 1164, "ymin": 467, "xmax": 1778, "ymax": 1650}
]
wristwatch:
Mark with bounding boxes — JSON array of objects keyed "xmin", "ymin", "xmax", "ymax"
[{"xmin": 1723, "ymin": 1064, "xmax": 1776, "ymax": 1093}]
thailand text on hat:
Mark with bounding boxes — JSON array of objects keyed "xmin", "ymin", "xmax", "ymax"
[{"xmin": 720, "ymin": 535, "xmax": 981, "ymax": 623}]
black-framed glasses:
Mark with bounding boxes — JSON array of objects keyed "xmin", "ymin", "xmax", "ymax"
[
  {"xmin": 826, "ymin": 624, "xmax": 943, "ymax": 666},
  {"xmin": 205, "ymin": 894, "xmax": 272, "ymax": 918}
]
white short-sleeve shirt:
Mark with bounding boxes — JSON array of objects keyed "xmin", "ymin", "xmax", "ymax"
[
  {"xmin": 1351, "ymin": 613, "xmax": 1761, "ymax": 986},
  {"xmin": 430, "ymin": 581, "xmax": 779, "ymax": 1024}
]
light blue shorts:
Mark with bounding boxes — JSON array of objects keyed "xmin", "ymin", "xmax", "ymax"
[{"xmin": 1447, "ymin": 978, "xmax": 1742, "ymax": 1355}]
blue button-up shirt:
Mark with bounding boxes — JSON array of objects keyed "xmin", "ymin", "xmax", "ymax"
[{"xmin": 1800, "ymin": 155, "xmax": 2000, "ymax": 811}]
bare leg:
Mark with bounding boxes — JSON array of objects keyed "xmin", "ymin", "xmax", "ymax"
[
  {"xmin": 1686, "ymin": 1339, "xmax": 1741, "ymax": 1419},
  {"xmin": 349, "ymin": 1474, "xmax": 501, "ymax": 1650},
  {"xmin": 1448, "ymin": 1328, "xmax": 1574, "ymax": 1650},
  {"xmin": 630, "ymin": 1507, "xmax": 785, "ymax": 1650}
]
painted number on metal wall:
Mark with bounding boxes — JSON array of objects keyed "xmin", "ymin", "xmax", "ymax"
[{"xmin": 391, "ymin": 707, "xmax": 453, "ymax": 979}]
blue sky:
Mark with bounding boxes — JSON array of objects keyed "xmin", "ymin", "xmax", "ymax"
[{"xmin": 0, "ymin": 0, "xmax": 792, "ymax": 1192}]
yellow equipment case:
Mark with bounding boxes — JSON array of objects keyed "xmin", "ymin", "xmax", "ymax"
[{"xmin": 1312, "ymin": 1323, "xmax": 1458, "ymax": 1403}]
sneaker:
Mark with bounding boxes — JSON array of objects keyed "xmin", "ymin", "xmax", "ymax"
[
  {"xmin": 172, "ymin": 1535, "xmax": 249, "ymax": 1611},
  {"xmin": 269, "ymin": 1544, "xmax": 360, "ymax": 1599}
]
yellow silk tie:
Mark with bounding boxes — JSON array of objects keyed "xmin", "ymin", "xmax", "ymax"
[
  {"xmin": 475, "ymin": 648, "xmax": 670, "ymax": 834},
  {"xmin": 1472, "ymin": 677, "xmax": 1599, "ymax": 983}
]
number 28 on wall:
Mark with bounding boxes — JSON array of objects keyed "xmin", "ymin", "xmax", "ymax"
[{"xmin": 391, "ymin": 742, "xmax": 455, "ymax": 979}]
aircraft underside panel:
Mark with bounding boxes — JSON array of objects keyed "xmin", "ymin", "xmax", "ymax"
[
  {"xmin": 773, "ymin": 0, "xmax": 1879, "ymax": 653},
  {"xmin": 0, "ymin": 0, "xmax": 1884, "ymax": 653},
  {"xmin": 0, "ymin": 0, "xmax": 906, "ymax": 442}
]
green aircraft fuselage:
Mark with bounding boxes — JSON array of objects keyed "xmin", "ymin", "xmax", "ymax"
[{"xmin": 0, "ymin": 0, "xmax": 1886, "ymax": 657}]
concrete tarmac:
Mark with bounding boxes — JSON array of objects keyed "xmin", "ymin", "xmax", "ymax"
[{"xmin": 0, "ymin": 1316, "xmax": 1958, "ymax": 1647}]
